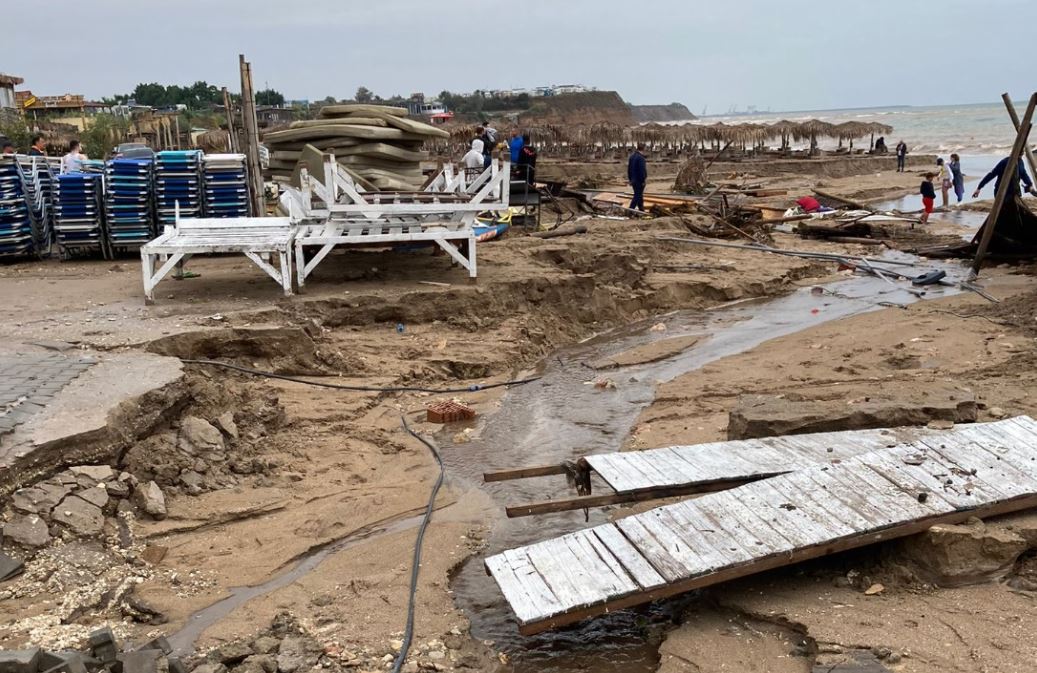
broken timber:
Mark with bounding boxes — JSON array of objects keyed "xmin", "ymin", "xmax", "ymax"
[
  {"xmin": 486, "ymin": 416, "xmax": 1037, "ymax": 635},
  {"xmin": 489, "ymin": 424, "xmax": 937, "ymax": 517}
]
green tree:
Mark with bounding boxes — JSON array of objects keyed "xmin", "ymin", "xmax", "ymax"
[
  {"xmin": 255, "ymin": 88, "xmax": 285, "ymax": 106},
  {"xmin": 80, "ymin": 114, "xmax": 131, "ymax": 159},
  {"xmin": 0, "ymin": 117, "xmax": 31, "ymax": 151},
  {"xmin": 355, "ymin": 86, "xmax": 374, "ymax": 103}
]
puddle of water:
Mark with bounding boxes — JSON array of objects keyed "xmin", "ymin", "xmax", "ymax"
[
  {"xmin": 446, "ymin": 257, "xmax": 963, "ymax": 673},
  {"xmin": 167, "ymin": 514, "xmax": 424, "ymax": 655}
]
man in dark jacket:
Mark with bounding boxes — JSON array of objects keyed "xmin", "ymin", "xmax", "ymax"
[
  {"xmin": 28, "ymin": 134, "xmax": 46, "ymax": 156},
  {"xmin": 628, "ymin": 144, "xmax": 647, "ymax": 211},
  {"xmin": 972, "ymin": 156, "xmax": 1036, "ymax": 199}
]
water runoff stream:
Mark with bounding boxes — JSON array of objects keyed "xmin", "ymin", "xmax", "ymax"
[{"xmin": 171, "ymin": 252, "xmax": 965, "ymax": 673}]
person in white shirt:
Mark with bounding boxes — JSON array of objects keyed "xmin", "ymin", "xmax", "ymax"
[
  {"xmin": 463, "ymin": 138, "xmax": 485, "ymax": 173},
  {"xmin": 61, "ymin": 140, "xmax": 87, "ymax": 174}
]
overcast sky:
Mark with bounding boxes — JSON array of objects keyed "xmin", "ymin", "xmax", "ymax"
[{"xmin": 6, "ymin": 0, "xmax": 1035, "ymax": 113}]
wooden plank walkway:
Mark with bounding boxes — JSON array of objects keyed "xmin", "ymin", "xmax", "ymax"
[
  {"xmin": 584, "ymin": 426, "xmax": 932, "ymax": 495},
  {"xmin": 486, "ymin": 416, "xmax": 1037, "ymax": 635}
]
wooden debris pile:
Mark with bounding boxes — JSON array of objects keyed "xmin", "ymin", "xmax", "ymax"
[{"xmin": 261, "ymin": 104, "xmax": 449, "ymax": 190}]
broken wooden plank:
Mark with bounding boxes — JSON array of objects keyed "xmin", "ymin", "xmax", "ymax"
[{"xmin": 485, "ymin": 417, "xmax": 1037, "ymax": 635}]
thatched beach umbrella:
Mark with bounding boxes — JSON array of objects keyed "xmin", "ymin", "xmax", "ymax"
[
  {"xmin": 769, "ymin": 119, "xmax": 799, "ymax": 151},
  {"xmin": 794, "ymin": 119, "xmax": 837, "ymax": 154}
]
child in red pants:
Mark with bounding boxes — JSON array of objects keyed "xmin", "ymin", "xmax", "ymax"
[{"xmin": 920, "ymin": 173, "xmax": 936, "ymax": 226}]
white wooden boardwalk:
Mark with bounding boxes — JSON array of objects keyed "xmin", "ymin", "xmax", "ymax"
[
  {"xmin": 487, "ymin": 417, "xmax": 1037, "ymax": 634},
  {"xmin": 584, "ymin": 425, "xmax": 935, "ymax": 495}
]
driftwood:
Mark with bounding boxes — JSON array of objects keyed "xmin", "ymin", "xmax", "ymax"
[
  {"xmin": 531, "ymin": 224, "xmax": 589, "ymax": 239},
  {"xmin": 812, "ymin": 188, "xmax": 868, "ymax": 210}
]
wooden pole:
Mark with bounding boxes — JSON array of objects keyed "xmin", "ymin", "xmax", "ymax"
[
  {"xmin": 174, "ymin": 115, "xmax": 181, "ymax": 150},
  {"xmin": 222, "ymin": 87, "xmax": 238, "ymax": 152},
  {"xmin": 239, "ymin": 54, "xmax": 265, "ymax": 217},
  {"xmin": 971, "ymin": 92, "xmax": 1037, "ymax": 277},
  {"xmin": 1001, "ymin": 92, "xmax": 1037, "ymax": 184}
]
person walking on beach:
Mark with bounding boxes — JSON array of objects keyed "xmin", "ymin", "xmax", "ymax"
[
  {"xmin": 463, "ymin": 138, "xmax": 485, "ymax": 176},
  {"xmin": 920, "ymin": 173, "xmax": 936, "ymax": 226},
  {"xmin": 949, "ymin": 153, "xmax": 965, "ymax": 203},
  {"xmin": 895, "ymin": 140, "xmax": 908, "ymax": 172},
  {"xmin": 628, "ymin": 143, "xmax": 648, "ymax": 212},
  {"xmin": 972, "ymin": 156, "xmax": 1037, "ymax": 199},
  {"xmin": 936, "ymin": 157, "xmax": 951, "ymax": 207}
]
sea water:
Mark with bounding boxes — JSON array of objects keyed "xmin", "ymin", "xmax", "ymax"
[{"xmin": 666, "ymin": 102, "xmax": 1034, "ymax": 209}]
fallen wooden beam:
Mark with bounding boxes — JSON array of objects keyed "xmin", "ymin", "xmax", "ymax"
[
  {"xmin": 812, "ymin": 188, "xmax": 868, "ymax": 210},
  {"xmin": 504, "ymin": 478, "xmax": 760, "ymax": 518},
  {"xmin": 483, "ymin": 464, "xmax": 569, "ymax": 482},
  {"xmin": 531, "ymin": 225, "xmax": 588, "ymax": 239}
]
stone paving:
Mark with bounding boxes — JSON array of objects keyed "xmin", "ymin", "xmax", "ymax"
[{"xmin": 0, "ymin": 354, "xmax": 96, "ymax": 437}]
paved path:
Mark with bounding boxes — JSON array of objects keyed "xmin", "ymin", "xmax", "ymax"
[{"xmin": 0, "ymin": 354, "xmax": 96, "ymax": 437}]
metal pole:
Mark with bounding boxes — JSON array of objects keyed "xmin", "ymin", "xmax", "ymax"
[{"xmin": 972, "ymin": 92, "xmax": 1037, "ymax": 277}]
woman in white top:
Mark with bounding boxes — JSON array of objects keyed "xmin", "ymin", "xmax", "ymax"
[
  {"xmin": 936, "ymin": 157, "xmax": 951, "ymax": 207},
  {"xmin": 61, "ymin": 140, "xmax": 87, "ymax": 174}
]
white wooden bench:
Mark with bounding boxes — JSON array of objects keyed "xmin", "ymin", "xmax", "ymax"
[
  {"xmin": 285, "ymin": 153, "xmax": 509, "ymax": 288},
  {"xmin": 140, "ymin": 217, "xmax": 295, "ymax": 303}
]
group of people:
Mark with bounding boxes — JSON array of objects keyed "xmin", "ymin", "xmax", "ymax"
[
  {"xmin": 462, "ymin": 126, "xmax": 538, "ymax": 184},
  {"xmin": 0, "ymin": 134, "xmax": 88, "ymax": 174},
  {"xmin": 919, "ymin": 153, "xmax": 1036, "ymax": 225}
]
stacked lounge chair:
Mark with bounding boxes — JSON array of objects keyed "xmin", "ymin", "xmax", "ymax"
[
  {"xmin": 0, "ymin": 156, "xmax": 36, "ymax": 258},
  {"xmin": 104, "ymin": 158, "xmax": 155, "ymax": 252},
  {"xmin": 54, "ymin": 171, "xmax": 107, "ymax": 258},
  {"xmin": 202, "ymin": 153, "xmax": 250, "ymax": 217},
  {"xmin": 154, "ymin": 150, "xmax": 202, "ymax": 225}
]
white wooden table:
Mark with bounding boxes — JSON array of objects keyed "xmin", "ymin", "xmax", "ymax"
[{"xmin": 140, "ymin": 217, "xmax": 295, "ymax": 302}]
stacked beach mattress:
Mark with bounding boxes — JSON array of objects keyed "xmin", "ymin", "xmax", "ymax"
[
  {"xmin": 261, "ymin": 104, "xmax": 446, "ymax": 191},
  {"xmin": 54, "ymin": 171, "xmax": 106, "ymax": 257},
  {"xmin": 155, "ymin": 150, "xmax": 202, "ymax": 224},
  {"xmin": 105, "ymin": 158, "xmax": 155, "ymax": 248},
  {"xmin": 202, "ymin": 153, "xmax": 250, "ymax": 217}
]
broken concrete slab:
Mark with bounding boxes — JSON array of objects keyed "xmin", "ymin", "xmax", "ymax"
[
  {"xmin": 896, "ymin": 519, "xmax": 1028, "ymax": 587},
  {"xmin": 75, "ymin": 485, "xmax": 109, "ymax": 509},
  {"xmin": 88, "ymin": 626, "xmax": 118, "ymax": 665},
  {"xmin": 0, "ymin": 551, "xmax": 25, "ymax": 582},
  {"xmin": 2, "ymin": 513, "xmax": 52, "ymax": 547},
  {"xmin": 727, "ymin": 385, "xmax": 977, "ymax": 440},
  {"xmin": 68, "ymin": 465, "xmax": 115, "ymax": 483},
  {"xmin": 134, "ymin": 481, "xmax": 167, "ymax": 520},
  {"xmin": 178, "ymin": 416, "xmax": 225, "ymax": 456},
  {"xmin": 117, "ymin": 650, "xmax": 160, "ymax": 673},
  {"xmin": 51, "ymin": 495, "xmax": 105, "ymax": 536},
  {"xmin": 0, "ymin": 353, "xmax": 185, "ymax": 495},
  {"xmin": 0, "ymin": 649, "xmax": 41, "ymax": 673},
  {"xmin": 214, "ymin": 412, "xmax": 239, "ymax": 440},
  {"xmin": 38, "ymin": 651, "xmax": 90, "ymax": 673},
  {"xmin": 11, "ymin": 482, "xmax": 70, "ymax": 515}
]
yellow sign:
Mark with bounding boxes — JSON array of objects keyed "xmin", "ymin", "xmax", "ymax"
[{"xmin": 23, "ymin": 96, "xmax": 36, "ymax": 108}]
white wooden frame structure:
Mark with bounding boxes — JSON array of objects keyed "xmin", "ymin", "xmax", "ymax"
[
  {"xmin": 285, "ymin": 154, "xmax": 510, "ymax": 288},
  {"xmin": 140, "ymin": 211, "xmax": 295, "ymax": 302}
]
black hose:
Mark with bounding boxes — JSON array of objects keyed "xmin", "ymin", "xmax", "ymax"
[
  {"xmin": 179, "ymin": 357, "xmax": 484, "ymax": 670},
  {"xmin": 180, "ymin": 358, "xmax": 540, "ymax": 393},
  {"xmin": 392, "ymin": 414, "xmax": 445, "ymax": 673}
]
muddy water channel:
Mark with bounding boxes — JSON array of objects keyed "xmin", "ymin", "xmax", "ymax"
[{"xmin": 446, "ymin": 263, "xmax": 960, "ymax": 673}]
